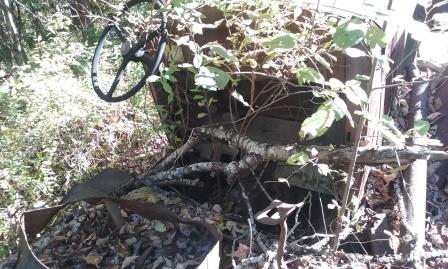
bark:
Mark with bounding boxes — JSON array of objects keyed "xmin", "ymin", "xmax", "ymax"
[
  {"xmin": 0, "ymin": 0, "xmax": 26, "ymax": 65},
  {"xmin": 142, "ymin": 154, "xmax": 261, "ymax": 185},
  {"xmin": 197, "ymin": 127, "xmax": 448, "ymax": 164},
  {"xmin": 0, "ymin": 22, "xmax": 13, "ymax": 63}
]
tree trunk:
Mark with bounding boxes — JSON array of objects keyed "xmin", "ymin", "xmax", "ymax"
[
  {"xmin": 0, "ymin": 16, "xmax": 13, "ymax": 64},
  {"xmin": 13, "ymin": 0, "xmax": 27, "ymax": 62},
  {"xmin": 0, "ymin": 0, "xmax": 26, "ymax": 65}
]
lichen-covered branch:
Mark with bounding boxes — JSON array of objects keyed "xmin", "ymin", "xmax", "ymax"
[
  {"xmin": 197, "ymin": 127, "xmax": 448, "ymax": 163},
  {"xmin": 142, "ymin": 154, "xmax": 261, "ymax": 185}
]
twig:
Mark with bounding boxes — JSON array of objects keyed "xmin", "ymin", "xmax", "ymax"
[
  {"xmin": 248, "ymin": 161, "xmax": 273, "ymax": 201},
  {"xmin": 371, "ymin": 75, "xmax": 448, "ymax": 91},
  {"xmin": 291, "ymin": 233, "xmax": 335, "ymax": 244},
  {"xmin": 286, "ymin": 192, "xmax": 310, "ymax": 238},
  {"xmin": 155, "ymin": 178, "xmax": 202, "ymax": 187},
  {"xmin": 238, "ymin": 181, "xmax": 269, "ymax": 253},
  {"xmin": 234, "ymin": 253, "xmax": 269, "ymax": 269}
]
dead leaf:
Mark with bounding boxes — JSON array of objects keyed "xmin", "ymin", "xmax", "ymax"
[
  {"xmin": 382, "ymin": 172, "xmax": 398, "ymax": 185},
  {"xmin": 121, "ymin": 255, "xmax": 139, "ymax": 269},
  {"xmin": 434, "ymin": 97, "xmax": 444, "ymax": 111},
  {"xmin": 209, "ymin": 211, "xmax": 224, "ymax": 222},
  {"xmin": 232, "ymin": 243, "xmax": 249, "ymax": 262},
  {"xmin": 384, "ymin": 230, "xmax": 400, "ymax": 253},
  {"xmin": 95, "ymin": 237, "xmax": 109, "ymax": 247},
  {"xmin": 121, "ymin": 187, "xmax": 157, "ymax": 203},
  {"xmin": 120, "ymin": 209, "xmax": 128, "ymax": 218},
  {"xmin": 83, "ymin": 252, "xmax": 103, "ymax": 267},
  {"xmin": 427, "ymin": 112, "xmax": 443, "ymax": 122},
  {"xmin": 212, "ymin": 204, "xmax": 222, "ymax": 213},
  {"xmin": 116, "ymin": 242, "xmax": 131, "ymax": 257},
  {"xmin": 124, "ymin": 237, "xmax": 137, "ymax": 246},
  {"xmin": 387, "ymin": 164, "xmax": 409, "ymax": 174}
]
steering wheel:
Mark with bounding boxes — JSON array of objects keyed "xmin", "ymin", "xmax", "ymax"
[{"xmin": 91, "ymin": 0, "xmax": 167, "ymax": 102}]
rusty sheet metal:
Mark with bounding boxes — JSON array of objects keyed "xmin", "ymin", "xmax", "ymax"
[{"xmin": 15, "ymin": 169, "xmax": 222, "ymax": 269}]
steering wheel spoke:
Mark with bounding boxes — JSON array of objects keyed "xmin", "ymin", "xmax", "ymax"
[
  {"xmin": 107, "ymin": 58, "xmax": 130, "ymax": 98},
  {"xmin": 112, "ymin": 24, "xmax": 127, "ymax": 43}
]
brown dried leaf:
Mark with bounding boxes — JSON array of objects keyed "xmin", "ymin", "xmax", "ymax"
[
  {"xmin": 427, "ymin": 112, "xmax": 443, "ymax": 121},
  {"xmin": 383, "ymin": 172, "xmax": 398, "ymax": 185},
  {"xmin": 387, "ymin": 165, "xmax": 409, "ymax": 174},
  {"xmin": 124, "ymin": 237, "xmax": 137, "ymax": 246},
  {"xmin": 121, "ymin": 255, "xmax": 139, "ymax": 269},
  {"xmin": 232, "ymin": 243, "xmax": 249, "ymax": 262},
  {"xmin": 209, "ymin": 211, "xmax": 224, "ymax": 222},
  {"xmin": 83, "ymin": 252, "xmax": 103, "ymax": 267},
  {"xmin": 434, "ymin": 97, "xmax": 444, "ymax": 111},
  {"xmin": 95, "ymin": 237, "xmax": 109, "ymax": 247},
  {"xmin": 121, "ymin": 187, "xmax": 158, "ymax": 203}
]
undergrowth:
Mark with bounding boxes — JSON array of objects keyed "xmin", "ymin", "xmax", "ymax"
[{"xmin": 0, "ymin": 34, "xmax": 166, "ymax": 258}]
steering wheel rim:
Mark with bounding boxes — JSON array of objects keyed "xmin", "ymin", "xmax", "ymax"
[{"xmin": 91, "ymin": 0, "xmax": 167, "ymax": 102}]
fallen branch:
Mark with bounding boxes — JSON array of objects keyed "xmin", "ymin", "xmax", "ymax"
[
  {"xmin": 197, "ymin": 127, "xmax": 448, "ymax": 163},
  {"xmin": 152, "ymin": 135, "xmax": 200, "ymax": 172},
  {"xmin": 141, "ymin": 154, "xmax": 261, "ymax": 185}
]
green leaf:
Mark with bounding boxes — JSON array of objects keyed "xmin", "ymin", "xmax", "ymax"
[
  {"xmin": 433, "ymin": 13, "xmax": 448, "ymax": 31},
  {"xmin": 333, "ymin": 18, "xmax": 367, "ymax": 50},
  {"xmin": 332, "ymin": 97, "xmax": 353, "ymax": 127},
  {"xmin": 316, "ymin": 163, "xmax": 332, "ymax": 176},
  {"xmin": 176, "ymin": 35, "xmax": 190, "ymax": 46},
  {"xmin": 231, "ymin": 91, "xmax": 251, "ymax": 108},
  {"xmin": 414, "ymin": 120, "xmax": 430, "ymax": 136},
  {"xmin": 365, "ymin": 25, "xmax": 387, "ymax": 48},
  {"xmin": 153, "ymin": 220, "xmax": 167, "ymax": 232},
  {"xmin": 209, "ymin": 44, "xmax": 237, "ymax": 63},
  {"xmin": 346, "ymin": 80, "xmax": 368, "ymax": 103},
  {"xmin": 193, "ymin": 54, "xmax": 203, "ymax": 68},
  {"xmin": 314, "ymin": 54, "xmax": 332, "ymax": 72},
  {"xmin": 377, "ymin": 125, "xmax": 403, "ymax": 147},
  {"xmin": 355, "ymin": 74, "xmax": 370, "ymax": 81},
  {"xmin": 197, "ymin": 113, "xmax": 208, "ymax": 119},
  {"xmin": 299, "ymin": 104, "xmax": 335, "ymax": 140},
  {"xmin": 146, "ymin": 75, "xmax": 160, "ymax": 83},
  {"xmin": 373, "ymin": 116, "xmax": 404, "ymax": 147},
  {"xmin": 296, "ymin": 66, "xmax": 323, "ymax": 85},
  {"xmin": 342, "ymin": 87, "xmax": 361, "ymax": 106},
  {"xmin": 161, "ymin": 79, "xmax": 174, "ymax": 103},
  {"xmin": 194, "ymin": 66, "xmax": 230, "ymax": 91},
  {"xmin": 328, "ymin": 78, "xmax": 345, "ymax": 89},
  {"xmin": 207, "ymin": 67, "xmax": 230, "ymax": 90},
  {"xmin": 408, "ymin": 21, "xmax": 431, "ymax": 41},
  {"xmin": 264, "ymin": 33, "xmax": 296, "ymax": 51},
  {"xmin": 193, "ymin": 95, "xmax": 204, "ymax": 100},
  {"xmin": 171, "ymin": 0, "xmax": 182, "ymax": 8},
  {"xmin": 246, "ymin": 58, "xmax": 258, "ymax": 68},
  {"xmin": 287, "ymin": 152, "xmax": 310, "ymax": 166},
  {"xmin": 344, "ymin": 48, "xmax": 367, "ymax": 58}
]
